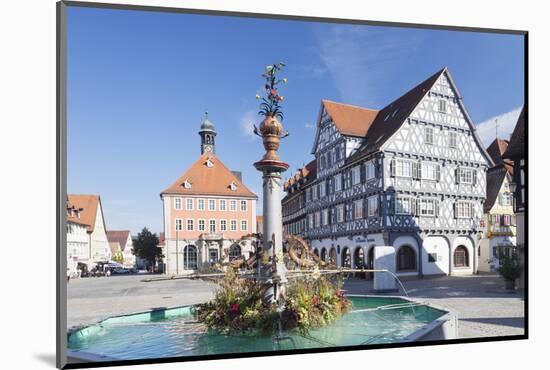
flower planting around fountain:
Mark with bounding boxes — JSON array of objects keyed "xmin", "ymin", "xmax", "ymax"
[{"xmin": 197, "ymin": 268, "xmax": 350, "ymax": 335}]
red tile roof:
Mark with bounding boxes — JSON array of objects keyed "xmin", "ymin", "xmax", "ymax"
[
  {"xmin": 503, "ymin": 106, "xmax": 525, "ymax": 159},
  {"xmin": 322, "ymin": 100, "xmax": 379, "ymax": 137},
  {"xmin": 161, "ymin": 153, "xmax": 257, "ymax": 198},
  {"xmin": 67, "ymin": 194, "xmax": 102, "ymax": 233},
  {"xmin": 106, "ymin": 230, "xmax": 131, "ymax": 251},
  {"xmin": 487, "ymin": 138, "xmax": 514, "ymax": 175}
]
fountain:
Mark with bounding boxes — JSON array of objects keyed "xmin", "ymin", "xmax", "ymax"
[{"xmin": 66, "ymin": 64, "xmax": 458, "ymax": 363}]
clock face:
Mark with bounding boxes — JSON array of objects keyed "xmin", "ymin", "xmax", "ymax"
[{"xmin": 204, "ymin": 145, "xmax": 213, "ymax": 153}]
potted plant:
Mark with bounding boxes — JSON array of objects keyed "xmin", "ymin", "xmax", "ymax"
[{"xmin": 497, "ymin": 255, "xmax": 521, "ymax": 290}]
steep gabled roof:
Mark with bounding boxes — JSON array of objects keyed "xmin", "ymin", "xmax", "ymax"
[
  {"xmin": 486, "ymin": 138, "xmax": 514, "ymax": 175},
  {"xmin": 322, "ymin": 100, "xmax": 379, "ymax": 137},
  {"xmin": 106, "ymin": 230, "xmax": 131, "ymax": 251},
  {"xmin": 503, "ymin": 105, "xmax": 525, "ymax": 159},
  {"xmin": 284, "ymin": 159, "xmax": 317, "ymax": 191},
  {"xmin": 347, "ymin": 68, "xmax": 446, "ymax": 162},
  {"xmin": 67, "ymin": 194, "xmax": 103, "ymax": 233},
  {"xmin": 485, "ymin": 165, "xmax": 510, "ymax": 212},
  {"xmin": 161, "ymin": 153, "xmax": 257, "ymax": 198}
]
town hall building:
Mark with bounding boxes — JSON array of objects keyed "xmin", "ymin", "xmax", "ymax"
[
  {"xmin": 283, "ymin": 67, "xmax": 493, "ymax": 277},
  {"xmin": 160, "ymin": 114, "xmax": 258, "ymax": 275}
]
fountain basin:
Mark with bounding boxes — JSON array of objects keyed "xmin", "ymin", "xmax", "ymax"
[{"xmin": 67, "ymin": 295, "xmax": 457, "ymax": 363}]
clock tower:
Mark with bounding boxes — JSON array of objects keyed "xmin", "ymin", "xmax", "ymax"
[{"xmin": 199, "ymin": 112, "xmax": 216, "ymax": 154}]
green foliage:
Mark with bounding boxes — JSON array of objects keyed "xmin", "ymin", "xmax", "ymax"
[
  {"xmin": 112, "ymin": 252, "xmax": 124, "ymax": 264},
  {"xmin": 197, "ymin": 270, "xmax": 350, "ymax": 335},
  {"xmin": 131, "ymin": 227, "xmax": 163, "ymax": 267},
  {"xmin": 498, "ymin": 255, "xmax": 522, "ymax": 281}
]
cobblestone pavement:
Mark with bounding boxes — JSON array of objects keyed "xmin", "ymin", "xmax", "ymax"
[
  {"xmin": 66, "ymin": 273, "xmax": 216, "ymax": 330},
  {"xmin": 342, "ymin": 273, "xmax": 525, "ymax": 339},
  {"xmin": 67, "ymin": 272, "xmax": 525, "ymax": 339}
]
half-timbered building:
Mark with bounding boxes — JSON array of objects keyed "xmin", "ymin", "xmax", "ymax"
[{"xmin": 282, "ymin": 67, "xmax": 493, "ymax": 276}]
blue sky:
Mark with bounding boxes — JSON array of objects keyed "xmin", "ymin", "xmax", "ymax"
[{"xmin": 67, "ymin": 6, "xmax": 524, "ymax": 234}]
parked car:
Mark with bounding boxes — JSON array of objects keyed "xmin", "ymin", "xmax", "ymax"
[{"xmin": 111, "ymin": 267, "xmax": 131, "ymax": 275}]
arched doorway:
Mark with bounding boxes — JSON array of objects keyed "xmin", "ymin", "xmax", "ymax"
[
  {"xmin": 183, "ymin": 245, "xmax": 198, "ymax": 270},
  {"xmin": 229, "ymin": 244, "xmax": 242, "ymax": 261},
  {"xmin": 454, "ymin": 245, "xmax": 469, "ymax": 267},
  {"xmin": 341, "ymin": 247, "xmax": 351, "ymax": 268},
  {"xmin": 354, "ymin": 247, "xmax": 365, "ymax": 269},
  {"xmin": 320, "ymin": 248, "xmax": 327, "ymax": 262},
  {"xmin": 396, "ymin": 245, "xmax": 417, "ymax": 271},
  {"xmin": 313, "ymin": 249, "xmax": 319, "ymax": 257}
]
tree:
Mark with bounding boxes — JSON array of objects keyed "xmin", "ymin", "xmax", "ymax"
[{"xmin": 132, "ymin": 228, "xmax": 163, "ymax": 269}]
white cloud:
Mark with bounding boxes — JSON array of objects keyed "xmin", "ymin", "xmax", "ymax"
[
  {"xmin": 476, "ymin": 107, "xmax": 522, "ymax": 147},
  {"xmin": 239, "ymin": 110, "xmax": 259, "ymax": 141},
  {"xmin": 314, "ymin": 25, "xmax": 423, "ymax": 106}
]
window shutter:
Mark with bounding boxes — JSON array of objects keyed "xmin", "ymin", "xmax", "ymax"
[
  {"xmin": 390, "ymin": 158, "xmax": 396, "ymax": 177},
  {"xmin": 435, "ymin": 200, "xmax": 440, "ymax": 217},
  {"xmin": 498, "ymin": 193, "xmax": 503, "ymax": 206},
  {"xmin": 436, "ymin": 164, "xmax": 441, "ymax": 182},
  {"xmin": 417, "ymin": 161, "xmax": 423, "ymax": 180},
  {"xmin": 412, "ymin": 198, "xmax": 418, "ymax": 216},
  {"xmin": 473, "ymin": 170, "xmax": 478, "ymax": 186},
  {"xmin": 360, "ymin": 164, "xmax": 366, "ymax": 183},
  {"xmin": 455, "ymin": 167, "xmax": 460, "ymax": 184},
  {"xmin": 341, "ymin": 173, "xmax": 345, "ymax": 190},
  {"xmin": 375, "ymin": 160, "xmax": 380, "ymax": 178}
]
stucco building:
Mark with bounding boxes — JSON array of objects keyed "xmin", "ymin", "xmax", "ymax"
[
  {"xmin": 479, "ymin": 138, "xmax": 516, "ymax": 272},
  {"xmin": 66, "ymin": 194, "xmax": 111, "ymax": 273},
  {"xmin": 160, "ymin": 114, "xmax": 258, "ymax": 275},
  {"xmin": 282, "ymin": 67, "xmax": 492, "ymax": 277},
  {"xmin": 106, "ymin": 230, "xmax": 136, "ymax": 268}
]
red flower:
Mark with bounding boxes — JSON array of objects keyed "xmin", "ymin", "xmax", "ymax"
[
  {"xmin": 312, "ymin": 296, "xmax": 319, "ymax": 306},
  {"xmin": 230, "ymin": 303, "xmax": 240, "ymax": 314}
]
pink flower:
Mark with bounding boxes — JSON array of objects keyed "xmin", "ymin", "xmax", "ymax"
[{"xmin": 230, "ymin": 303, "xmax": 240, "ymax": 314}]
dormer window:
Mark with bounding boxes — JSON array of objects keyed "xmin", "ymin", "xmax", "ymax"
[
  {"xmin": 229, "ymin": 182, "xmax": 238, "ymax": 191},
  {"xmin": 205, "ymin": 158, "xmax": 214, "ymax": 168},
  {"xmin": 183, "ymin": 179, "xmax": 192, "ymax": 189}
]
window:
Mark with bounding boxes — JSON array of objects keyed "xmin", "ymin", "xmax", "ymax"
[
  {"xmin": 230, "ymin": 200, "xmax": 237, "ymax": 211},
  {"xmin": 240, "ymin": 200, "xmax": 247, "ymax": 211},
  {"xmin": 367, "ymin": 196, "xmax": 379, "ymax": 217},
  {"xmin": 322, "ymin": 209, "xmax": 329, "ymax": 226},
  {"xmin": 229, "ymin": 245, "xmax": 241, "ymax": 261},
  {"xmin": 219, "ymin": 199, "xmax": 226, "ymax": 211},
  {"xmin": 448, "ymin": 131, "xmax": 457, "ymax": 148},
  {"xmin": 241, "ymin": 220, "xmax": 247, "ymax": 231},
  {"xmin": 395, "ymin": 197, "xmax": 412, "ymax": 215},
  {"xmin": 457, "ymin": 167, "xmax": 476, "ymax": 184},
  {"xmin": 500, "ymin": 192, "xmax": 512, "ymax": 206},
  {"xmin": 425, "ymin": 126, "xmax": 434, "ymax": 145},
  {"xmin": 366, "ymin": 161, "xmax": 376, "ymax": 179},
  {"xmin": 439, "ymin": 99, "xmax": 447, "ymax": 113},
  {"xmin": 308, "ymin": 214, "xmax": 314, "ymax": 229},
  {"xmin": 314, "ymin": 212, "xmax": 320, "ymax": 227},
  {"xmin": 198, "ymin": 219, "xmax": 206, "ymax": 232},
  {"xmin": 209, "ymin": 249, "xmax": 219, "ymax": 264},
  {"xmin": 354, "ymin": 199, "xmax": 364, "ymax": 219},
  {"xmin": 186, "ymin": 198, "xmax": 193, "ymax": 210},
  {"xmin": 334, "ymin": 174, "xmax": 342, "ymax": 192},
  {"xmin": 186, "ymin": 219, "xmax": 194, "ymax": 231},
  {"xmin": 319, "ymin": 182, "xmax": 326, "ymax": 197},
  {"xmin": 183, "ymin": 245, "xmax": 198, "ymax": 270},
  {"xmin": 175, "ymin": 219, "xmax": 183, "ymax": 231},
  {"xmin": 419, "ymin": 198, "xmax": 439, "ymax": 217},
  {"xmin": 220, "ymin": 220, "xmax": 227, "ymax": 232},
  {"xmin": 393, "ymin": 159, "xmax": 412, "ymax": 177},
  {"xmin": 209, "ymin": 219, "xmax": 216, "ymax": 233},
  {"xmin": 456, "ymin": 201, "xmax": 474, "ymax": 218},
  {"xmin": 352, "ymin": 166, "xmax": 361, "ymax": 185},
  {"xmin": 421, "ymin": 162, "xmax": 440, "ymax": 181},
  {"xmin": 198, "ymin": 199, "xmax": 205, "ymax": 210},
  {"xmin": 336, "ymin": 205, "xmax": 345, "ymax": 223},
  {"xmin": 397, "ymin": 245, "xmax": 416, "ymax": 271},
  {"xmin": 230, "ymin": 220, "xmax": 237, "ymax": 231},
  {"xmin": 174, "ymin": 198, "xmax": 182, "ymax": 210},
  {"xmin": 208, "ymin": 199, "xmax": 216, "ymax": 211},
  {"xmin": 454, "ymin": 246, "xmax": 469, "ymax": 267}
]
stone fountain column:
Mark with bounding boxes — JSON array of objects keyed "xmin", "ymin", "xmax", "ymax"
[{"xmin": 254, "ymin": 115, "xmax": 289, "ymax": 304}]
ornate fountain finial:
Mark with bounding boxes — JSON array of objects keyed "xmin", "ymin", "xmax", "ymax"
[{"xmin": 254, "ymin": 62, "xmax": 290, "ymax": 162}]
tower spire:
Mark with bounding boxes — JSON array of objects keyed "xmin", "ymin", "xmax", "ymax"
[{"xmin": 198, "ymin": 111, "xmax": 216, "ymax": 154}]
